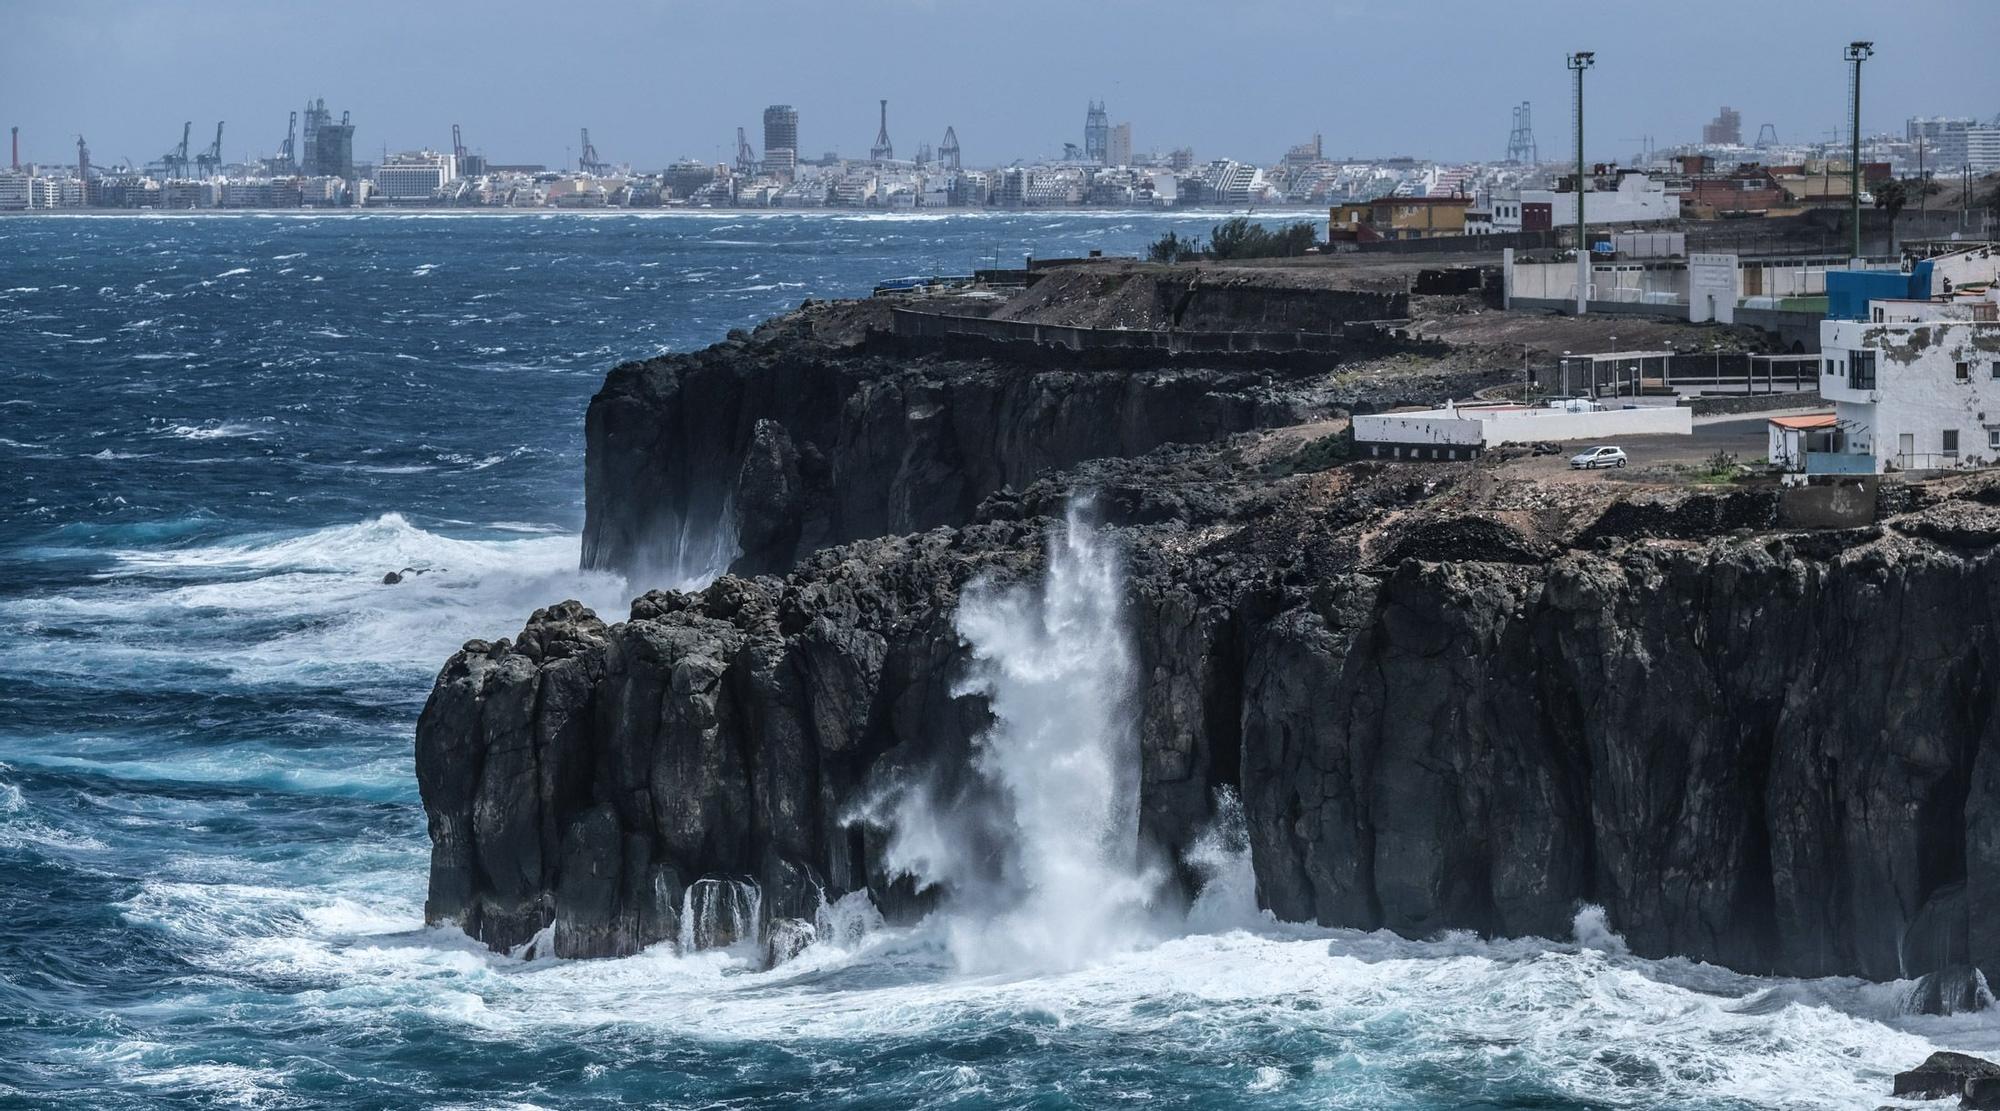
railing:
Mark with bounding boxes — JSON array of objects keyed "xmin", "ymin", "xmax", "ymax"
[
  {"xmin": 1890, "ymin": 452, "xmax": 1957, "ymax": 472},
  {"xmin": 1805, "ymin": 451, "xmax": 1877, "ymax": 475}
]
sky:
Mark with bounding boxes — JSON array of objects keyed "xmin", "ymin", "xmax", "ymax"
[{"xmin": 3, "ymin": 0, "xmax": 1996, "ymax": 172}]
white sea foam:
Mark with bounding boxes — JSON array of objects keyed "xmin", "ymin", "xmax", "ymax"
[{"xmin": 875, "ymin": 502, "xmax": 1160, "ymax": 972}]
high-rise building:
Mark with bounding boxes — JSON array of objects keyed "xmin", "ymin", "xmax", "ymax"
[
  {"xmin": 300, "ymin": 98, "xmax": 356, "ymax": 179},
  {"xmin": 1907, "ymin": 116, "xmax": 1977, "ymax": 170},
  {"xmin": 1085, "ymin": 100, "xmax": 1109, "ymax": 164},
  {"xmin": 1702, "ymin": 106, "xmax": 1742, "ymax": 147},
  {"xmin": 1107, "ymin": 122, "xmax": 1132, "ymax": 167},
  {"xmin": 763, "ymin": 105, "xmax": 798, "ymax": 165}
]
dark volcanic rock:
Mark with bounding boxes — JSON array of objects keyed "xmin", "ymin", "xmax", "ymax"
[
  {"xmin": 421, "ymin": 476, "xmax": 2000, "ymax": 994},
  {"xmin": 1894, "ymin": 1051, "xmax": 2000, "ymax": 1101},
  {"xmin": 577, "ymin": 301, "xmax": 1447, "ymax": 590}
]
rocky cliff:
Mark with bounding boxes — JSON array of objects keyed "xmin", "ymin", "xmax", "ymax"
[
  {"xmin": 425, "ymin": 279, "xmax": 1998, "ymax": 1007},
  {"xmin": 579, "ymin": 293, "xmax": 1483, "ymax": 587},
  {"xmin": 424, "ymin": 400, "xmax": 2000, "ymax": 1001}
]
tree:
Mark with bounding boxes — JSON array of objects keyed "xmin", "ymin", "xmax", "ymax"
[
  {"xmin": 1145, "ymin": 229, "xmax": 1202, "ymax": 263},
  {"xmin": 1873, "ymin": 178, "xmax": 1911, "ymax": 220}
]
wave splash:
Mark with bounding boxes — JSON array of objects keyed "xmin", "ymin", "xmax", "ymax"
[{"xmin": 877, "ymin": 499, "xmax": 1168, "ymax": 972}]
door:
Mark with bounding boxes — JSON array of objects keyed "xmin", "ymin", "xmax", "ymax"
[{"xmin": 1898, "ymin": 432, "xmax": 1914, "ymax": 468}]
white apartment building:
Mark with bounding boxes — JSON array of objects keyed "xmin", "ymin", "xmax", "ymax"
[
  {"xmin": 1820, "ymin": 297, "xmax": 2000, "ymax": 472},
  {"xmin": 1495, "ymin": 172, "xmax": 1680, "ymax": 231},
  {"xmin": 376, "ymin": 150, "xmax": 457, "ymax": 201},
  {"xmin": 0, "ymin": 170, "xmax": 30, "ymax": 210}
]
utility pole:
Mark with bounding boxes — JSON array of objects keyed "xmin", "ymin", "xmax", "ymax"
[
  {"xmin": 1845, "ymin": 41, "xmax": 1873, "ymax": 261},
  {"xmin": 1568, "ymin": 51, "xmax": 1595, "ymax": 315}
]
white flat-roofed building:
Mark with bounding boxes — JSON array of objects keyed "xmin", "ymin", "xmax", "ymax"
[
  {"xmin": 376, "ymin": 150, "xmax": 456, "ymax": 201},
  {"xmin": 1819, "ymin": 296, "xmax": 2000, "ymax": 472},
  {"xmin": 0, "ymin": 170, "xmax": 30, "ymax": 210},
  {"xmin": 1353, "ymin": 397, "xmax": 1692, "ymax": 461}
]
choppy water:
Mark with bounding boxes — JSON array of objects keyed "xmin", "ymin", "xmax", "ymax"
[{"xmin": 0, "ymin": 210, "xmax": 1985, "ymax": 1109}]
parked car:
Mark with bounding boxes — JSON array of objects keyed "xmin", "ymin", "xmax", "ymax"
[{"xmin": 1569, "ymin": 445, "xmax": 1628, "ymax": 470}]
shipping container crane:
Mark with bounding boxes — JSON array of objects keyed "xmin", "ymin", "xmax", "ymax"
[
  {"xmin": 452, "ymin": 123, "xmax": 466, "ymax": 163},
  {"xmin": 734, "ymin": 127, "xmax": 757, "ymax": 176},
  {"xmin": 578, "ymin": 127, "xmax": 607, "ymax": 175},
  {"xmin": 276, "ymin": 110, "xmax": 297, "ymax": 173},
  {"xmin": 154, "ymin": 121, "xmax": 194, "ymax": 179},
  {"xmin": 195, "ymin": 121, "xmax": 224, "ymax": 177}
]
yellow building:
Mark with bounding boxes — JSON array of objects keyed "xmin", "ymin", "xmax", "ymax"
[{"xmin": 1329, "ymin": 196, "xmax": 1472, "ymax": 242}]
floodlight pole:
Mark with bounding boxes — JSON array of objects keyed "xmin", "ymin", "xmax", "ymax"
[
  {"xmin": 1569, "ymin": 51, "xmax": 1595, "ymax": 315},
  {"xmin": 1845, "ymin": 41, "xmax": 1873, "ymax": 261}
]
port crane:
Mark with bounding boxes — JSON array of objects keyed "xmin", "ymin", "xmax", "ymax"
[
  {"xmin": 195, "ymin": 121, "xmax": 224, "ymax": 177},
  {"xmin": 578, "ymin": 128, "xmax": 608, "ymax": 175},
  {"xmin": 153, "ymin": 121, "xmax": 193, "ymax": 179},
  {"xmin": 734, "ymin": 127, "xmax": 757, "ymax": 176},
  {"xmin": 275, "ymin": 111, "xmax": 297, "ymax": 173},
  {"xmin": 452, "ymin": 123, "xmax": 467, "ymax": 165}
]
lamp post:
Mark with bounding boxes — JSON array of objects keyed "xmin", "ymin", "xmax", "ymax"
[
  {"xmin": 1844, "ymin": 41, "xmax": 1873, "ymax": 261},
  {"xmin": 1569, "ymin": 51, "xmax": 1596, "ymax": 315}
]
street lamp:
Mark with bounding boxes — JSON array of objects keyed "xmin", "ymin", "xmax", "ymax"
[{"xmin": 1568, "ymin": 51, "xmax": 1596, "ymax": 316}]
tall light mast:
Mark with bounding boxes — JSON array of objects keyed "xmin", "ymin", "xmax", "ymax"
[
  {"xmin": 1568, "ymin": 51, "xmax": 1595, "ymax": 315},
  {"xmin": 1844, "ymin": 41, "xmax": 1874, "ymax": 261}
]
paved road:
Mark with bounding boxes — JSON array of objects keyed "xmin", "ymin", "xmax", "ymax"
[{"xmin": 1504, "ymin": 411, "xmax": 1828, "ymax": 481}]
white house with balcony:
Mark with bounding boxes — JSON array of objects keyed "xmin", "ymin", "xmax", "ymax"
[{"xmin": 1818, "ymin": 297, "xmax": 2000, "ymax": 472}]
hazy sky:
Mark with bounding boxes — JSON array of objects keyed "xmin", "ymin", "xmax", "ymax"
[{"xmin": 4, "ymin": 0, "xmax": 1996, "ymax": 171}]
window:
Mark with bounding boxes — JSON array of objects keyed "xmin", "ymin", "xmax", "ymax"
[
  {"xmin": 1991, "ymin": 361, "xmax": 2000, "ymax": 380},
  {"xmin": 1958, "ymin": 361, "xmax": 1972, "ymax": 382},
  {"xmin": 1824, "ymin": 357, "xmax": 1835, "ymax": 377},
  {"xmin": 1851, "ymin": 350, "xmax": 1876, "ymax": 390},
  {"xmin": 1944, "ymin": 429, "xmax": 1960, "ymax": 457},
  {"xmin": 1988, "ymin": 429, "xmax": 1999, "ymax": 451}
]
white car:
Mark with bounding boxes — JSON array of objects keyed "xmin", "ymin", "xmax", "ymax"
[{"xmin": 1569, "ymin": 445, "xmax": 1627, "ymax": 470}]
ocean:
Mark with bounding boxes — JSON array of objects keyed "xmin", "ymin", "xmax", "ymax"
[{"xmin": 0, "ymin": 210, "xmax": 1983, "ymax": 1109}]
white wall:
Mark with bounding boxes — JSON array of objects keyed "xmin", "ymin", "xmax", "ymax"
[
  {"xmin": 1352, "ymin": 413, "xmax": 1485, "ymax": 446},
  {"xmin": 1480, "ymin": 405, "xmax": 1691, "ymax": 445},
  {"xmin": 1822, "ymin": 318, "xmax": 2000, "ymax": 470},
  {"xmin": 1689, "ymin": 253, "xmax": 1739, "ymax": 323}
]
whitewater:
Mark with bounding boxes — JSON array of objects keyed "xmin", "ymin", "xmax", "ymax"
[{"xmin": 0, "ymin": 211, "xmax": 1989, "ymax": 1108}]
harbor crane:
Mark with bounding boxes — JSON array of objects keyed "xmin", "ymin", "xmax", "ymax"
[
  {"xmin": 452, "ymin": 123, "xmax": 467, "ymax": 164},
  {"xmin": 155, "ymin": 121, "xmax": 193, "ymax": 179},
  {"xmin": 276, "ymin": 111, "xmax": 297, "ymax": 173},
  {"xmin": 578, "ymin": 128, "xmax": 608, "ymax": 175},
  {"xmin": 195, "ymin": 121, "xmax": 224, "ymax": 177},
  {"xmin": 734, "ymin": 127, "xmax": 757, "ymax": 176}
]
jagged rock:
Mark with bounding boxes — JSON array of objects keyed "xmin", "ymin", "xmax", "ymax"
[
  {"xmin": 765, "ymin": 917, "xmax": 816, "ymax": 968},
  {"xmin": 420, "ymin": 479, "xmax": 2000, "ymax": 987},
  {"xmin": 1894, "ymin": 1052, "xmax": 2000, "ymax": 1101},
  {"xmin": 420, "ymin": 292, "xmax": 2000, "ymax": 995}
]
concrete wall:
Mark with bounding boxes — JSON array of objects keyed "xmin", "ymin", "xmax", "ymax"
[
  {"xmin": 1352, "ymin": 413, "xmax": 1486, "ymax": 447},
  {"xmin": 890, "ymin": 307, "xmax": 1411, "ymax": 356},
  {"xmin": 1480, "ymin": 405, "xmax": 1692, "ymax": 445},
  {"xmin": 1355, "ymin": 405, "xmax": 1691, "ymax": 451},
  {"xmin": 1778, "ymin": 477, "xmax": 1877, "ymax": 529}
]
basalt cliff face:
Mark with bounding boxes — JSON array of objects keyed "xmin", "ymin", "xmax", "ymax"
[
  {"xmin": 422, "ymin": 284, "xmax": 2000, "ymax": 1006},
  {"xmin": 578, "ymin": 296, "xmax": 1470, "ymax": 587}
]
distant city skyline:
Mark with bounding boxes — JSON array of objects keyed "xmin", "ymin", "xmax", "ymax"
[{"xmin": 3, "ymin": 0, "xmax": 1996, "ymax": 171}]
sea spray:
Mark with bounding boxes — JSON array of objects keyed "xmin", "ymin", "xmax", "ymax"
[
  {"xmin": 1184, "ymin": 787, "xmax": 1263, "ymax": 933},
  {"xmin": 881, "ymin": 500, "xmax": 1160, "ymax": 971}
]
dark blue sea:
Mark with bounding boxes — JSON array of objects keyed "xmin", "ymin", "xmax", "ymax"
[{"xmin": 0, "ymin": 211, "xmax": 1974, "ymax": 1109}]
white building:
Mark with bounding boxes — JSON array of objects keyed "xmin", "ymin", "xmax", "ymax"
[
  {"xmin": 0, "ymin": 170, "xmax": 30, "ymax": 210},
  {"xmin": 376, "ymin": 150, "xmax": 456, "ymax": 201},
  {"xmin": 1352, "ymin": 398, "xmax": 1691, "ymax": 460},
  {"xmin": 1509, "ymin": 172, "xmax": 1680, "ymax": 228},
  {"xmin": 1819, "ymin": 297, "xmax": 2000, "ymax": 472}
]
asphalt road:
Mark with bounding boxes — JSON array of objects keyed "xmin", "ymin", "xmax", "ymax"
[{"xmin": 1504, "ymin": 410, "xmax": 1826, "ymax": 481}]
